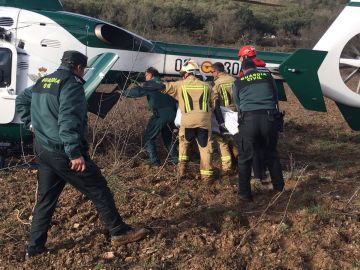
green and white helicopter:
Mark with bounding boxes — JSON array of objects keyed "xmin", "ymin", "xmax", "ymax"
[{"xmin": 0, "ymin": 0, "xmax": 359, "ymax": 167}]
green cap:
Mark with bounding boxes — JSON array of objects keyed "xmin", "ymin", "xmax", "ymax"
[{"xmin": 61, "ymin": 50, "xmax": 88, "ymax": 67}]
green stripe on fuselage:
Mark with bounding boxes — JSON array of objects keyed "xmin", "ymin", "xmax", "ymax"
[
  {"xmin": 35, "ymin": 10, "xmax": 289, "ymax": 65},
  {"xmin": 37, "ymin": 10, "xmax": 110, "ymax": 48},
  {"xmin": 0, "ymin": 0, "xmax": 63, "ymax": 11},
  {"xmin": 152, "ymin": 41, "xmax": 290, "ymax": 64},
  {"xmin": 347, "ymin": 2, "xmax": 360, "ymax": 7},
  {"xmin": 36, "ymin": 10, "xmax": 158, "ymax": 52}
]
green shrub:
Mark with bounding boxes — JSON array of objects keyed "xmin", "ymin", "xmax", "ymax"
[{"xmin": 60, "ymin": 0, "xmax": 349, "ymax": 47}]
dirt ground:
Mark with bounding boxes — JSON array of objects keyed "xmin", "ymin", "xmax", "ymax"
[{"xmin": 0, "ymin": 89, "xmax": 359, "ymax": 270}]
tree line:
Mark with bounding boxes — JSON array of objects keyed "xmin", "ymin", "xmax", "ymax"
[{"xmin": 62, "ymin": 0, "xmax": 347, "ymax": 50}]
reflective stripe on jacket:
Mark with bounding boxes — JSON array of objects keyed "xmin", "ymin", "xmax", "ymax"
[
  {"xmin": 212, "ymin": 72, "xmax": 236, "ymax": 111},
  {"xmin": 163, "ymin": 75, "xmax": 214, "ymax": 129}
]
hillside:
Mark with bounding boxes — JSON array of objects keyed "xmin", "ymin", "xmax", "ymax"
[{"xmin": 62, "ymin": 0, "xmax": 348, "ymax": 49}]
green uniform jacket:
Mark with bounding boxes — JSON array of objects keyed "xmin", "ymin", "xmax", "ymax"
[
  {"xmin": 232, "ymin": 68, "xmax": 277, "ymax": 112},
  {"xmin": 16, "ymin": 65, "xmax": 88, "ymax": 160},
  {"xmin": 124, "ymin": 77, "xmax": 177, "ymax": 120}
]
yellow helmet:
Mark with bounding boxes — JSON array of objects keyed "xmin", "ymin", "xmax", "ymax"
[{"xmin": 180, "ymin": 59, "xmax": 199, "ymax": 74}]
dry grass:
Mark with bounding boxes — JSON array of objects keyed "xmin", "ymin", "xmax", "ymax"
[{"xmin": 0, "ymin": 87, "xmax": 360, "ymax": 269}]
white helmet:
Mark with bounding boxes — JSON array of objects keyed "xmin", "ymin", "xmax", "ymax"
[{"xmin": 180, "ymin": 59, "xmax": 199, "ymax": 74}]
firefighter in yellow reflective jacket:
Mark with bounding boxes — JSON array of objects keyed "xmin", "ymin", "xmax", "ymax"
[
  {"xmin": 162, "ymin": 59, "xmax": 215, "ymax": 181},
  {"xmin": 211, "ymin": 62, "xmax": 238, "ymax": 174}
]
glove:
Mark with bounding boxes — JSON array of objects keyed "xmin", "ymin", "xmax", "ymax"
[{"xmin": 219, "ymin": 123, "xmax": 229, "ymax": 135}]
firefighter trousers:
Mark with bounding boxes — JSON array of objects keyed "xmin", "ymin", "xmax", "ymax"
[
  {"xmin": 178, "ymin": 127, "xmax": 213, "ymax": 178},
  {"xmin": 214, "ymin": 133, "xmax": 238, "ymax": 172}
]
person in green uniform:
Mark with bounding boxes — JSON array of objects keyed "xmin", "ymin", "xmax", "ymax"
[
  {"xmin": 232, "ymin": 58, "xmax": 284, "ymax": 201},
  {"xmin": 124, "ymin": 67, "xmax": 178, "ymax": 166},
  {"xmin": 16, "ymin": 51, "xmax": 149, "ymax": 258}
]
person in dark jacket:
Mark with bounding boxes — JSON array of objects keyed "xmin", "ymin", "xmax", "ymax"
[
  {"xmin": 238, "ymin": 45, "xmax": 269, "ymax": 181},
  {"xmin": 124, "ymin": 67, "xmax": 178, "ymax": 166},
  {"xmin": 16, "ymin": 50, "xmax": 149, "ymax": 258},
  {"xmin": 232, "ymin": 58, "xmax": 285, "ymax": 201}
]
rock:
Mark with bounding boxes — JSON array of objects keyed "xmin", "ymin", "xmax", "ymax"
[
  {"xmin": 103, "ymin": 251, "xmax": 115, "ymax": 259},
  {"xmin": 125, "ymin": 256, "xmax": 135, "ymax": 263},
  {"xmin": 177, "ymin": 221, "xmax": 191, "ymax": 229},
  {"xmin": 75, "ymin": 236, "xmax": 84, "ymax": 242},
  {"xmin": 65, "ymin": 257, "xmax": 72, "ymax": 265},
  {"xmin": 84, "ymin": 255, "xmax": 92, "ymax": 264},
  {"xmin": 73, "ymin": 223, "xmax": 80, "ymax": 229}
]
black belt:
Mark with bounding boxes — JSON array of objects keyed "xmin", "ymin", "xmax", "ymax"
[
  {"xmin": 45, "ymin": 142, "xmax": 65, "ymax": 151},
  {"xmin": 242, "ymin": 109, "xmax": 277, "ymax": 115}
]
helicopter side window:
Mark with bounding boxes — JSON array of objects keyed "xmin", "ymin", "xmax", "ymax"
[
  {"xmin": 0, "ymin": 48, "xmax": 12, "ymax": 87},
  {"xmin": 95, "ymin": 24, "xmax": 153, "ymax": 52}
]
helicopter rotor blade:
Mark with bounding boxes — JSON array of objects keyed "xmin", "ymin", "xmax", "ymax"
[
  {"xmin": 339, "ymin": 34, "xmax": 360, "ymax": 94},
  {"xmin": 339, "ymin": 58, "xmax": 360, "ymax": 68},
  {"xmin": 343, "ymin": 68, "xmax": 359, "ymax": 83},
  {"xmin": 234, "ymin": 0, "xmax": 284, "ymax": 7},
  {"xmin": 350, "ymin": 44, "xmax": 360, "ymax": 56}
]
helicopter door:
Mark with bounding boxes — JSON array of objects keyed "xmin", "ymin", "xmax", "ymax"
[
  {"xmin": 0, "ymin": 44, "xmax": 17, "ymax": 124},
  {"xmin": 83, "ymin": 52, "xmax": 120, "ymax": 118}
]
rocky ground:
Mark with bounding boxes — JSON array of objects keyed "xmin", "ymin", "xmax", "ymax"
[{"xmin": 0, "ymin": 90, "xmax": 359, "ymax": 269}]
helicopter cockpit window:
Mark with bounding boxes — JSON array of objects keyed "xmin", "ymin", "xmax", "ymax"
[
  {"xmin": 95, "ymin": 24, "xmax": 154, "ymax": 52},
  {"xmin": 0, "ymin": 48, "xmax": 12, "ymax": 87}
]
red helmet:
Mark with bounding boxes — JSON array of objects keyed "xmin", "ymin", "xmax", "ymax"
[{"xmin": 238, "ymin": 45, "xmax": 256, "ymax": 57}]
